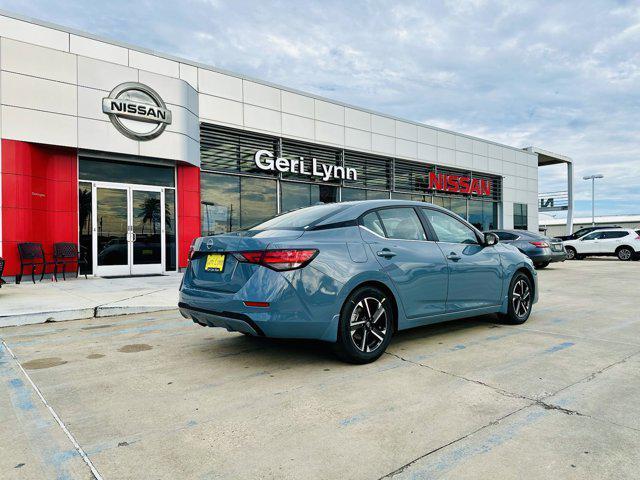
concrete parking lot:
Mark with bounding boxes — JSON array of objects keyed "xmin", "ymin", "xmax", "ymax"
[{"xmin": 1, "ymin": 260, "xmax": 639, "ymax": 479}]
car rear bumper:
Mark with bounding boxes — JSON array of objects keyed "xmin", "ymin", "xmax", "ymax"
[
  {"xmin": 179, "ymin": 302, "xmax": 264, "ymax": 336},
  {"xmin": 527, "ymin": 250, "xmax": 567, "ymax": 264},
  {"xmin": 178, "ymin": 264, "xmax": 342, "ymax": 341}
]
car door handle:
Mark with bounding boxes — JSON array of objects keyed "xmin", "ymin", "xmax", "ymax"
[
  {"xmin": 376, "ymin": 249, "xmax": 396, "ymax": 258},
  {"xmin": 447, "ymin": 252, "xmax": 461, "ymax": 261}
]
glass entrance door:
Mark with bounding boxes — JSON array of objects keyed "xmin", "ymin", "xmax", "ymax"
[{"xmin": 93, "ymin": 183, "xmax": 165, "ymax": 276}]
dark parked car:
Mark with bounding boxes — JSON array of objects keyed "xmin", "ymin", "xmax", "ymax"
[
  {"xmin": 555, "ymin": 225, "xmax": 621, "ymax": 241},
  {"xmin": 487, "ymin": 229, "xmax": 567, "ymax": 269}
]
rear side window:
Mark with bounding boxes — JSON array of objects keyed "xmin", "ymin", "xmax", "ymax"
[
  {"xmin": 362, "ymin": 211, "xmax": 385, "ymax": 237},
  {"xmin": 250, "ymin": 203, "xmax": 347, "ymax": 230},
  {"xmin": 363, "ymin": 208, "xmax": 426, "ymax": 241},
  {"xmin": 422, "ymin": 208, "xmax": 478, "ymax": 244},
  {"xmin": 602, "ymin": 231, "xmax": 628, "ymax": 239}
]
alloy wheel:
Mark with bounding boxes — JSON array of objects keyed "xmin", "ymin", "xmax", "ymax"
[
  {"xmin": 349, "ymin": 297, "xmax": 388, "ymax": 353},
  {"xmin": 566, "ymin": 248, "xmax": 575, "ymax": 260},
  {"xmin": 618, "ymin": 249, "xmax": 632, "ymax": 261},
  {"xmin": 512, "ymin": 279, "xmax": 531, "ymax": 318}
]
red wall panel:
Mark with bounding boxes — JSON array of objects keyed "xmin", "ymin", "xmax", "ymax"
[
  {"xmin": 1, "ymin": 140, "xmax": 78, "ymax": 276},
  {"xmin": 177, "ymin": 164, "xmax": 201, "ymax": 268}
]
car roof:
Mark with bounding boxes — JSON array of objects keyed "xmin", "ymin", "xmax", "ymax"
[{"xmin": 314, "ymin": 199, "xmax": 476, "ymax": 228}]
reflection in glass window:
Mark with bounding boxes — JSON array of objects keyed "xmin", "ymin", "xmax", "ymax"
[
  {"xmin": 80, "ymin": 158, "xmax": 174, "ymax": 186},
  {"xmin": 513, "ymin": 203, "xmax": 528, "ymax": 230},
  {"xmin": 377, "ymin": 208, "xmax": 426, "ymax": 241},
  {"xmin": 423, "ymin": 208, "xmax": 478, "ymax": 244},
  {"xmin": 450, "ymin": 197, "xmax": 467, "ymax": 218},
  {"xmin": 165, "ymin": 189, "xmax": 176, "ymax": 271},
  {"xmin": 201, "ymin": 173, "xmax": 239, "ymax": 235},
  {"xmin": 200, "ymin": 173, "xmax": 277, "ymax": 235},
  {"xmin": 239, "ymin": 176, "xmax": 277, "ymax": 228},
  {"xmin": 281, "ymin": 182, "xmax": 337, "ymax": 212},
  {"xmin": 361, "ymin": 211, "xmax": 385, "ymax": 237},
  {"xmin": 390, "ymin": 192, "xmax": 413, "ymax": 201},
  {"xmin": 341, "ymin": 188, "xmax": 389, "ymax": 201},
  {"xmin": 469, "ymin": 199, "xmax": 498, "ymax": 231}
]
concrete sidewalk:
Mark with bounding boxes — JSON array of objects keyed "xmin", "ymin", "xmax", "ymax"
[{"xmin": 0, "ymin": 274, "xmax": 182, "ymax": 327}]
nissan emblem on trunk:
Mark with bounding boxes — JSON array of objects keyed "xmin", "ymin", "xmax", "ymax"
[{"xmin": 102, "ymin": 82, "xmax": 172, "ymax": 141}]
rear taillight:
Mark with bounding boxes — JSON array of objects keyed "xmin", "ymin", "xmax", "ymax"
[
  {"xmin": 188, "ymin": 239, "xmax": 197, "ymax": 262},
  {"xmin": 530, "ymin": 241, "xmax": 549, "ymax": 248},
  {"xmin": 235, "ymin": 249, "xmax": 318, "ymax": 271}
]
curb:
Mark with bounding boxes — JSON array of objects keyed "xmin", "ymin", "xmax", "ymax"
[{"xmin": 0, "ymin": 305, "xmax": 177, "ymax": 328}]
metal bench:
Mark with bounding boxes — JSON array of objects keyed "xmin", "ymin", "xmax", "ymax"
[
  {"xmin": 17, "ymin": 242, "xmax": 56, "ymax": 284},
  {"xmin": 53, "ymin": 242, "xmax": 88, "ymax": 280}
]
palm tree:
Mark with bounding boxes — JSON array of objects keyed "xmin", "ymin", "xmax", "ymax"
[{"xmin": 138, "ymin": 196, "xmax": 160, "ymax": 234}]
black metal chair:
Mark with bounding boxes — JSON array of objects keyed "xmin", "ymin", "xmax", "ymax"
[
  {"xmin": 53, "ymin": 242, "xmax": 88, "ymax": 280},
  {"xmin": 0, "ymin": 257, "xmax": 6, "ymax": 288},
  {"xmin": 17, "ymin": 243, "xmax": 56, "ymax": 284}
]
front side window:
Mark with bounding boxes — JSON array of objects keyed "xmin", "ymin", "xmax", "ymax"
[
  {"xmin": 423, "ymin": 208, "xmax": 478, "ymax": 244},
  {"xmin": 581, "ymin": 232, "xmax": 600, "ymax": 241},
  {"xmin": 376, "ymin": 208, "xmax": 426, "ymax": 241}
]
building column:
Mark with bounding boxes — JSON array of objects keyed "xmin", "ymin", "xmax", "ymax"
[
  {"xmin": 176, "ymin": 164, "xmax": 201, "ymax": 269},
  {"xmin": 566, "ymin": 162, "xmax": 574, "ymax": 235}
]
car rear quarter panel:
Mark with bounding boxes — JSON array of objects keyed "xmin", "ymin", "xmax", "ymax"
[{"xmin": 288, "ymin": 227, "xmax": 406, "ymax": 342}]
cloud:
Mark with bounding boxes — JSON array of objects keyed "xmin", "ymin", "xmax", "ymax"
[{"xmin": 1, "ymin": 0, "xmax": 638, "ymax": 215}]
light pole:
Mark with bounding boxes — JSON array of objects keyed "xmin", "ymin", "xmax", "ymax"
[{"xmin": 582, "ymin": 174, "xmax": 603, "ymax": 226}]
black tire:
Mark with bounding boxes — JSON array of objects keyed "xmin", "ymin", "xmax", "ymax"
[
  {"xmin": 616, "ymin": 247, "xmax": 634, "ymax": 261},
  {"xmin": 535, "ymin": 262, "xmax": 549, "ymax": 269},
  {"xmin": 497, "ymin": 271, "xmax": 533, "ymax": 325},
  {"xmin": 335, "ymin": 286, "xmax": 394, "ymax": 364},
  {"xmin": 565, "ymin": 247, "xmax": 577, "ymax": 260}
]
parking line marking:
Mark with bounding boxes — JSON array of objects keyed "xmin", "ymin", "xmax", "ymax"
[{"xmin": 1, "ymin": 338, "xmax": 104, "ymax": 480}]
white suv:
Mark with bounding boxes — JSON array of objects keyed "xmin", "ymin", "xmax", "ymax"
[{"xmin": 564, "ymin": 228, "xmax": 640, "ymax": 261}]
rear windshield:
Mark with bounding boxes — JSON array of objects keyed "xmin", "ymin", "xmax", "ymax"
[{"xmin": 248, "ymin": 203, "xmax": 349, "ymax": 231}]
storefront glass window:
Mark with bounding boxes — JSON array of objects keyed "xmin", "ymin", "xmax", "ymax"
[
  {"xmin": 390, "ymin": 192, "xmax": 413, "ymax": 201},
  {"xmin": 469, "ymin": 199, "xmax": 499, "ymax": 231},
  {"xmin": 201, "ymin": 173, "xmax": 277, "ymax": 234},
  {"xmin": 281, "ymin": 182, "xmax": 337, "ymax": 212},
  {"xmin": 165, "ymin": 189, "xmax": 176, "ymax": 271},
  {"xmin": 513, "ymin": 203, "xmax": 528, "ymax": 230},
  {"xmin": 341, "ymin": 188, "xmax": 389, "ymax": 201},
  {"xmin": 240, "ymin": 176, "xmax": 278, "ymax": 228},
  {"xmin": 79, "ymin": 158, "xmax": 175, "ymax": 187},
  {"xmin": 78, "ymin": 182, "xmax": 92, "ymax": 274},
  {"xmin": 450, "ymin": 197, "xmax": 467, "ymax": 218}
]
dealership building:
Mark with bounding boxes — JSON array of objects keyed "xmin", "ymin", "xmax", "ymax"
[{"xmin": 0, "ymin": 11, "xmax": 573, "ymax": 278}]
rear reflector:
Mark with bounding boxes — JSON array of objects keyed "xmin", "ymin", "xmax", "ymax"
[
  {"xmin": 235, "ymin": 249, "xmax": 318, "ymax": 271},
  {"xmin": 243, "ymin": 301, "xmax": 270, "ymax": 308},
  {"xmin": 530, "ymin": 241, "xmax": 549, "ymax": 248}
]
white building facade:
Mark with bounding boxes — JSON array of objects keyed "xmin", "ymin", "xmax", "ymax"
[{"xmin": 0, "ymin": 10, "xmax": 558, "ymax": 278}]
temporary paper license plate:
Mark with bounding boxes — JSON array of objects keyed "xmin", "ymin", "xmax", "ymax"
[{"xmin": 205, "ymin": 254, "xmax": 225, "ymax": 272}]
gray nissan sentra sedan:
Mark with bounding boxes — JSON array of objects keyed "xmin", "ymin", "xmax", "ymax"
[
  {"xmin": 180, "ymin": 200, "xmax": 538, "ymax": 363},
  {"xmin": 487, "ymin": 229, "xmax": 567, "ymax": 269}
]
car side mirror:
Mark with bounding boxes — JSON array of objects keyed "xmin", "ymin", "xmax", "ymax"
[{"xmin": 483, "ymin": 232, "xmax": 499, "ymax": 246}]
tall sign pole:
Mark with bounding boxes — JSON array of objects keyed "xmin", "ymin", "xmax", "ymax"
[{"xmin": 583, "ymin": 174, "xmax": 604, "ymax": 226}]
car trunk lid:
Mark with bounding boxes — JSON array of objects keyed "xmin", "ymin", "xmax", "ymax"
[{"xmin": 188, "ymin": 230, "xmax": 304, "ymax": 293}]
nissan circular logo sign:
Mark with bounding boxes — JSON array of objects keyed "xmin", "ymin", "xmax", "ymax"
[{"xmin": 102, "ymin": 82, "xmax": 172, "ymax": 141}]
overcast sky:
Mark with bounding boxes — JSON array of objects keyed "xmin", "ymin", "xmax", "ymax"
[{"xmin": 1, "ymin": 0, "xmax": 638, "ymax": 218}]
